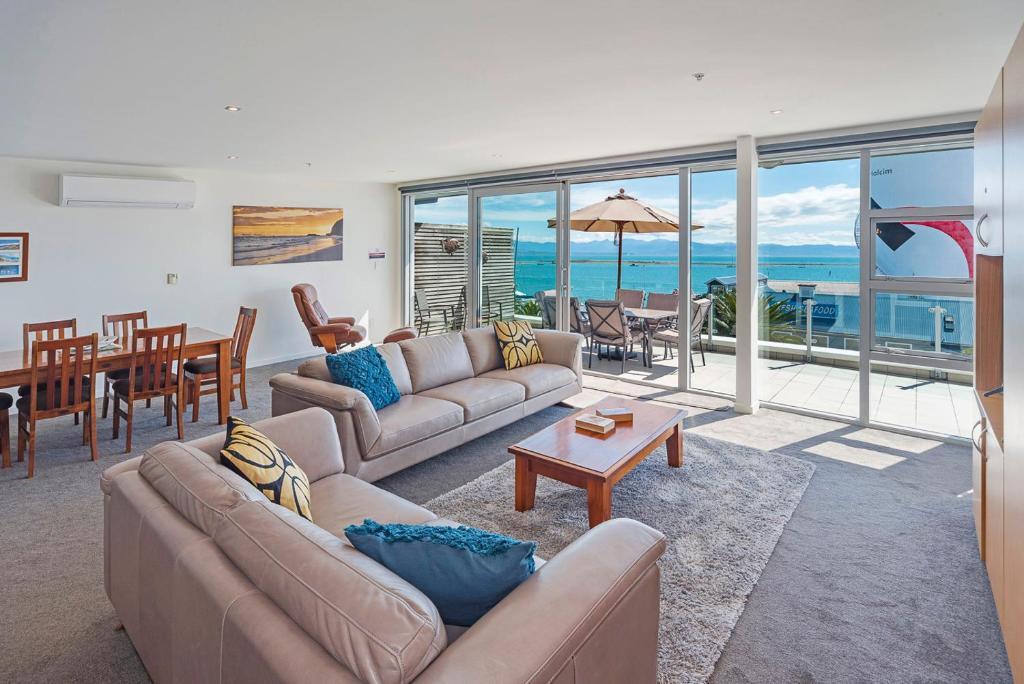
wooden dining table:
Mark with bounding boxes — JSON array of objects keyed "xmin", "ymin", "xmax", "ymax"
[{"xmin": 0, "ymin": 326, "xmax": 234, "ymax": 424}]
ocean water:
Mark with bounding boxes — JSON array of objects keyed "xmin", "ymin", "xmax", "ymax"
[{"xmin": 514, "ymin": 255, "xmax": 860, "ymax": 301}]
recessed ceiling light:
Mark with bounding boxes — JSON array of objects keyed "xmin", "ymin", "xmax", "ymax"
[
  {"xmin": 770, "ymin": 109, "xmax": 783, "ymax": 115},
  {"xmin": 224, "ymin": 105, "xmax": 241, "ymax": 112},
  {"xmin": 692, "ymin": 72, "xmax": 705, "ymax": 82},
  {"xmin": 227, "ymin": 155, "xmax": 239, "ymax": 159},
  {"xmin": 305, "ymin": 162, "xmax": 312, "ymax": 168}
]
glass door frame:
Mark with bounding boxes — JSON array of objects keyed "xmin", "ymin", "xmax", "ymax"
[{"xmin": 468, "ymin": 182, "xmax": 567, "ymax": 330}]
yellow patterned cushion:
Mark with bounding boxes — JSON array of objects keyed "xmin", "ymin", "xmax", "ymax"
[
  {"xmin": 220, "ymin": 417, "xmax": 312, "ymax": 521},
  {"xmin": 493, "ymin": 320, "xmax": 544, "ymax": 370}
]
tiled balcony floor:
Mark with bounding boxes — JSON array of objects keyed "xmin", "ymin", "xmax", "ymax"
[{"xmin": 584, "ymin": 345, "xmax": 977, "ymax": 438}]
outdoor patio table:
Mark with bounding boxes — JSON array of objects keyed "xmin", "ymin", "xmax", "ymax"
[{"xmin": 625, "ymin": 307, "xmax": 677, "ymax": 368}]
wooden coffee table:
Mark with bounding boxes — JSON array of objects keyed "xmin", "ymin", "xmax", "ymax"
[{"xmin": 508, "ymin": 396, "xmax": 686, "ymax": 528}]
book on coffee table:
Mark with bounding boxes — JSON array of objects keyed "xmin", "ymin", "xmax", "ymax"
[
  {"xmin": 596, "ymin": 407, "xmax": 634, "ymax": 423},
  {"xmin": 575, "ymin": 413, "xmax": 616, "ymax": 435}
]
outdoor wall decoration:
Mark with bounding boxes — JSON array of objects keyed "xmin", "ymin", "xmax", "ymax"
[
  {"xmin": 232, "ymin": 206, "xmax": 344, "ymax": 266},
  {"xmin": 0, "ymin": 232, "xmax": 28, "ymax": 282}
]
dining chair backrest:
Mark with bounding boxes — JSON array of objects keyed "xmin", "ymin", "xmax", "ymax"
[
  {"xmin": 570, "ymin": 297, "xmax": 587, "ymax": 334},
  {"xmin": 646, "ymin": 292, "xmax": 679, "ymax": 312},
  {"xmin": 231, "ymin": 307, "xmax": 258, "ymax": 364},
  {"xmin": 128, "ymin": 324, "xmax": 187, "ymax": 396},
  {"xmin": 23, "ymin": 318, "xmax": 77, "ymax": 353},
  {"xmin": 690, "ymin": 298, "xmax": 712, "ymax": 338},
  {"xmin": 27, "ymin": 333, "xmax": 98, "ymax": 417},
  {"xmin": 586, "ymin": 300, "xmax": 629, "ymax": 342},
  {"xmin": 615, "ymin": 288, "xmax": 645, "ymax": 309},
  {"xmin": 536, "ymin": 293, "xmax": 557, "ymax": 329},
  {"xmin": 102, "ymin": 311, "xmax": 148, "ymax": 340}
]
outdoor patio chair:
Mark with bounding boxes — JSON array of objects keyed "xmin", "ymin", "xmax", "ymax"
[
  {"xmin": 481, "ymin": 285, "xmax": 505, "ymax": 323},
  {"xmin": 536, "ymin": 292, "xmax": 557, "ymax": 329},
  {"xmin": 570, "ymin": 297, "xmax": 591, "ymax": 336},
  {"xmin": 654, "ymin": 297, "xmax": 712, "ymax": 371},
  {"xmin": 448, "ymin": 285, "xmax": 468, "ymax": 331},
  {"xmin": 534, "ymin": 294, "xmax": 590, "ymax": 335},
  {"xmin": 646, "ymin": 291, "xmax": 679, "ymax": 314},
  {"xmin": 414, "ymin": 289, "xmax": 452, "ymax": 335},
  {"xmin": 615, "ymin": 288, "xmax": 646, "ymax": 309},
  {"xmin": 585, "ymin": 299, "xmax": 648, "ymax": 373}
]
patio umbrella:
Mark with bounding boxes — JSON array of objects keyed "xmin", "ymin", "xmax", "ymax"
[{"xmin": 548, "ymin": 188, "xmax": 703, "ymax": 290}]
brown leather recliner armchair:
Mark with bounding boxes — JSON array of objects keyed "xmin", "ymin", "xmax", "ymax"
[{"xmin": 291, "ymin": 284, "xmax": 417, "ymax": 353}]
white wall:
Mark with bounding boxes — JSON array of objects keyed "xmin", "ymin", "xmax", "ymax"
[{"xmin": 0, "ymin": 157, "xmax": 401, "ymax": 366}]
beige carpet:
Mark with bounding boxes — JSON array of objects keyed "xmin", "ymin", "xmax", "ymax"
[{"xmin": 425, "ymin": 434, "xmax": 815, "ymax": 683}]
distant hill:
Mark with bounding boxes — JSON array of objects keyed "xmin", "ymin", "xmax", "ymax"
[{"xmin": 516, "ymin": 238, "xmax": 858, "ymax": 259}]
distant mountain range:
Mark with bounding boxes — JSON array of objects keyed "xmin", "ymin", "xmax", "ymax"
[{"xmin": 515, "ymin": 238, "xmax": 858, "ymax": 259}]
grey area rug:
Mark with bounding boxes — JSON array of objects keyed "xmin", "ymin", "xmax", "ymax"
[{"xmin": 426, "ymin": 433, "xmax": 815, "ymax": 684}]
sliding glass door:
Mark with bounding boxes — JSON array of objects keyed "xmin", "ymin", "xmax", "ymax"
[
  {"xmin": 401, "ymin": 135, "xmax": 976, "ymax": 440},
  {"xmin": 407, "ymin": 193, "xmax": 470, "ymax": 336},
  {"xmin": 471, "ymin": 185, "xmax": 563, "ymax": 330}
]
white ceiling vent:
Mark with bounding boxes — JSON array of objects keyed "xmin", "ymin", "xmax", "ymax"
[{"xmin": 58, "ymin": 174, "xmax": 196, "ymax": 209}]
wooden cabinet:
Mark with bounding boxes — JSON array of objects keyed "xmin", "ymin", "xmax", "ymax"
[
  {"xmin": 1002, "ymin": 22, "xmax": 1024, "ymax": 680},
  {"xmin": 985, "ymin": 423, "xmax": 1006, "ymax": 623},
  {"xmin": 978, "ymin": 22, "xmax": 1024, "ymax": 682},
  {"xmin": 975, "ymin": 71, "xmax": 1004, "ymax": 257}
]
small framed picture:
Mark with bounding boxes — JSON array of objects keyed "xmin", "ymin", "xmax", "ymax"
[{"xmin": 0, "ymin": 232, "xmax": 28, "ymax": 283}]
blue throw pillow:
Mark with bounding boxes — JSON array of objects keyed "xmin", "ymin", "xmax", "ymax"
[
  {"xmin": 325, "ymin": 346, "xmax": 400, "ymax": 411},
  {"xmin": 345, "ymin": 519, "xmax": 537, "ymax": 626}
]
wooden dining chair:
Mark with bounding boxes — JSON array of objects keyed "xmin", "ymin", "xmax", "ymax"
[
  {"xmin": 183, "ymin": 307, "xmax": 256, "ymax": 422},
  {"xmin": 20, "ymin": 318, "xmax": 80, "ymax": 425},
  {"xmin": 101, "ymin": 311, "xmax": 148, "ymax": 419},
  {"xmin": 16, "ymin": 333, "xmax": 99, "ymax": 478},
  {"xmin": 111, "ymin": 324, "xmax": 187, "ymax": 454}
]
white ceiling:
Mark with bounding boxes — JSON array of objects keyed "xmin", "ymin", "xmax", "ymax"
[{"xmin": 1, "ymin": 1, "xmax": 1021, "ymax": 183}]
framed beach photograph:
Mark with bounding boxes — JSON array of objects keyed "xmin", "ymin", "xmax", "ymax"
[
  {"xmin": 232, "ymin": 206, "xmax": 344, "ymax": 266},
  {"xmin": 0, "ymin": 232, "xmax": 28, "ymax": 282}
]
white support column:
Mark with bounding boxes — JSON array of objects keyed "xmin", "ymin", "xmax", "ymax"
[
  {"xmin": 858, "ymin": 150, "xmax": 871, "ymax": 424},
  {"xmin": 735, "ymin": 135, "xmax": 759, "ymax": 414},
  {"xmin": 678, "ymin": 167, "xmax": 692, "ymax": 392}
]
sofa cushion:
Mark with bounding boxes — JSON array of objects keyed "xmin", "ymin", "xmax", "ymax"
[
  {"xmin": 369, "ymin": 395, "xmax": 464, "ymax": 458},
  {"xmin": 420, "ymin": 377, "xmax": 525, "ymax": 422},
  {"xmin": 310, "ymin": 473, "xmax": 437, "ymax": 536},
  {"xmin": 213, "ymin": 497, "xmax": 446, "ymax": 684},
  {"xmin": 481, "ymin": 363, "xmax": 578, "ymax": 399},
  {"xmin": 399, "ymin": 332, "xmax": 475, "ymax": 393},
  {"xmin": 344, "ymin": 520, "xmax": 536, "ymax": 627},
  {"xmin": 462, "ymin": 327, "xmax": 503, "ymax": 375},
  {"xmin": 220, "ymin": 416, "xmax": 313, "ymax": 521},
  {"xmin": 377, "ymin": 342, "xmax": 413, "ymax": 395},
  {"xmin": 493, "ymin": 320, "xmax": 544, "ymax": 370},
  {"xmin": 138, "ymin": 441, "xmax": 262, "ymax": 536},
  {"xmin": 326, "ymin": 346, "xmax": 400, "ymax": 411}
]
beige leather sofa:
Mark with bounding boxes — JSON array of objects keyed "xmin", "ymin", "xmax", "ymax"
[
  {"xmin": 101, "ymin": 408, "xmax": 666, "ymax": 684},
  {"xmin": 269, "ymin": 327, "xmax": 584, "ymax": 482}
]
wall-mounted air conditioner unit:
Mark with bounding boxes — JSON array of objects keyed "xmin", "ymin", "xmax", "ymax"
[{"xmin": 58, "ymin": 174, "xmax": 196, "ymax": 209}]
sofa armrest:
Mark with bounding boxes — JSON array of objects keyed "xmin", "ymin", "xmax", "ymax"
[
  {"xmin": 534, "ymin": 329, "xmax": 583, "ymax": 383},
  {"xmin": 268, "ymin": 373, "xmax": 382, "ymax": 457},
  {"xmin": 327, "ymin": 316, "xmax": 357, "ymax": 325},
  {"xmin": 415, "ymin": 519, "xmax": 666, "ymax": 684}
]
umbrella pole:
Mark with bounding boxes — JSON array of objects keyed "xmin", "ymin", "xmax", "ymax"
[{"xmin": 616, "ymin": 228, "xmax": 623, "ymax": 292}]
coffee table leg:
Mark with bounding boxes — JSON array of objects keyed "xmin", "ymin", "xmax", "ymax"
[
  {"xmin": 667, "ymin": 422, "xmax": 684, "ymax": 468},
  {"xmin": 586, "ymin": 480, "xmax": 612, "ymax": 528},
  {"xmin": 514, "ymin": 455, "xmax": 536, "ymax": 512}
]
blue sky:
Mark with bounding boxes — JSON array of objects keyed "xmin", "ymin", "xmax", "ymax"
[{"xmin": 413, "ymin": 148, "xmax": 971, "ymax": 247}]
